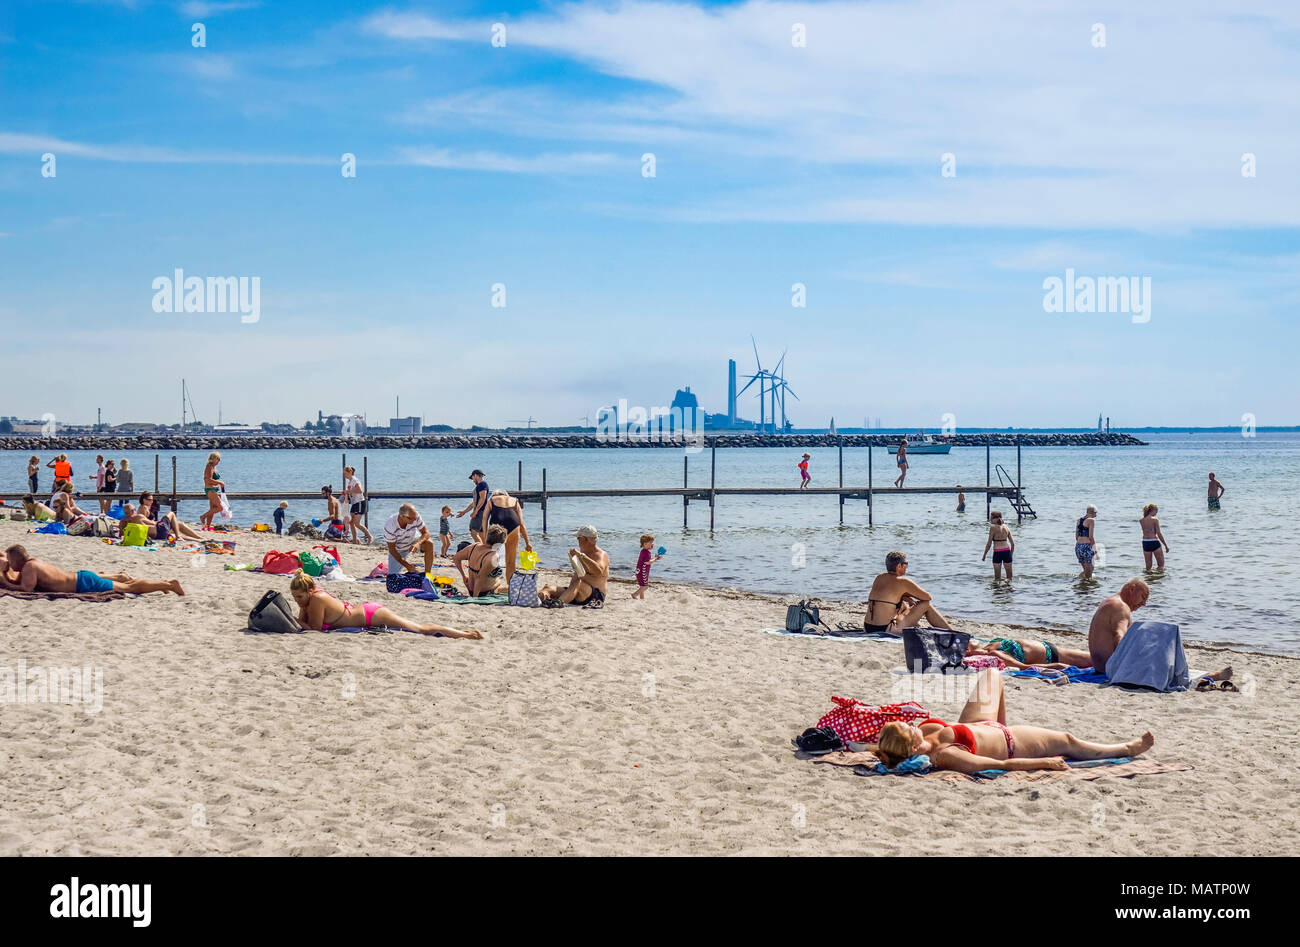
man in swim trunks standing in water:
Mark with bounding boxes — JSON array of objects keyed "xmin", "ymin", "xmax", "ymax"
[
  {"xmin": 1, "ymin": 545, "xmax": 185, "ymax": 596},
  {"xmin": 1207, "ymin": 472, "xmax": 1226, "ymax": 510}
]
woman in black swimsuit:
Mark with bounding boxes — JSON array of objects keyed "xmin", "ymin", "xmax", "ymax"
[
  {"xmin": 484, "ymin": 489, "xmax": 532, "ymax": 586},
  {"xmin": 863, "ymin": 550, "xmax": 955, "ymax": 633},
  {"xmin": 454, "ymin": 524, "xmax": 510, "ymax": 596}
]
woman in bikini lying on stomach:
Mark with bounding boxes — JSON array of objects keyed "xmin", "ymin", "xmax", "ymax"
[
  {"xmin": 288, "ymin": 570, "xmax": 483, "ymax": 639},
  {"xmin": 869, "ymin": 668, "xmax": 1154, "ymax": 773},
  {"xmin": 863, "ymin": 550, "xmax": 955, "ymax": 633}
]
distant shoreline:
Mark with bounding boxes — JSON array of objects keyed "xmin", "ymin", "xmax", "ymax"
[{"xmin": 0, "ymin": 432, "xmax": 1147, "ymax": 451}]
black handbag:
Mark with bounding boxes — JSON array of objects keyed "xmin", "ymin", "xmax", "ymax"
[
  {"xmin": 248, "ymin": 590, "xmax": 303, "ymax": 634},
  {"xmin": 902, "ymin": 628, "xmax": 971, "ymax": 673},
  {"xmin": 785, "ymin": 600, "xmax": 829, "ymax": 634}
]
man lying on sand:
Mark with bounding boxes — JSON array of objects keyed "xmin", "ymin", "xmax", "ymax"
[
  {"xmin": 0, "ymin": 545, "xmax": 185, "ymax": 596},
  {"xmin": 539, "ymin": 525, "xmax": 608, "ymax": 606},
  {"xmin": 868, "ymin": 668, "xmax": 1154, "ymax": 774},
  {"xmin": 863, "ymin": 550, "xmax": 954, "ymax": 633},
  {"xmin": 122, "ymin": 500, "xmax": 203, "ymax": 542}
]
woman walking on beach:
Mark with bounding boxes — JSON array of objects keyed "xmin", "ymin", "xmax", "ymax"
[
  {"xmin": 982, "ymin": 510, "xmax": 1015, "ymax": 580},
  {"xmin": 893, "ymin": 438, "xmax": 909, "ymax": 487},
  {"xmin": 1139, "ymin": 503, "xmax": 1169, "ymax": 569},
  {"xmin": 1074, "ymin": 504, "xmax": 1098, "ymax": 579},
  {"xmin": 27, "ymin": 455, "xmax": 40, "ymax": 494},
  {"xmin": 200, "ymin": 452, "xmax": 224, "ymax": 528},
  {"xmin": 289, "ymin": 570, "xmax": 483, "ymax": 639},
  {"xmin": 342, "ymin": 465, "xmax": 373, "ymax": 545},
  {"xmin": 869, "ymin": 668, "xmax": 1154, "ymax": 773},
  {"xmin": 484, "ymin": 490, "xmax": 531, "ymax": 586}
]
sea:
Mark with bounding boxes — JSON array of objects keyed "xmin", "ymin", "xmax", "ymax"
[{"xmin": 6, "ymin": 432, "xmax": 1298, "ymax": 655}]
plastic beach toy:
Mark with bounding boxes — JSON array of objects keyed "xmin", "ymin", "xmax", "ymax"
[
  {"xmin": 657, "ymin": 546, "xmax": 667, "ymax": 557},
  {"xmin": 311, "ymin": 518, "xmax": 322, "ymax": 527},
  {"xmin": 519, "ymin": 550, "xmax": 539, "ymax": 571}
]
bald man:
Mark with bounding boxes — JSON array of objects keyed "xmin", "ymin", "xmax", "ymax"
[{"xmin": 1087, "ymin": 578, "xmax": 1150, "ymax": 674}]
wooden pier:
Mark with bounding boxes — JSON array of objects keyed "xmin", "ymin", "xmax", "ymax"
[{"xmin": 2, "ymin": 438, "xmax": 1036, "ymax": 532}]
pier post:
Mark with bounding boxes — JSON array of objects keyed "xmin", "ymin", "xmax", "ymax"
[
  {"xmin": 154, "ymin": 454, "xmax": 159, "ymax": 494},
  {"xmin": 341, "ymin": 452, "xmax": 346, "ymax": 496},
  {"xmin": 541, "ymin": 468, "xmax": 548, "ymax": 534},
  {"xmin": 363, "ymin": 457, "xmax": 369, "ymax": 530},
  {"xmin": 867, "ymin": 443, "xmax": 873, "ymax": 526},
  {"xmin": 986, "ymin": 436, "xmax": 991, "ymax": 522},
  {"xmin": 838, "ymin": 440, "xmax": 844, "ymax": 524},
  {"xmin": 170, "ymin": 455, "xmax": 177, "ymax": 513},
  {"xmin": 1016, "ymin": 437, "xmax": 1022, "ymax": 523},
  {"xmin": 709, "ymin": 441, "xmax": 716, "ymax": 530},
  {"xmin": 518, "ymin": 460, "xmax": 522, "ymax": 492},
  {"xmin": 683, "ymin": 455, "xmax": 689, "ymax": 528}
]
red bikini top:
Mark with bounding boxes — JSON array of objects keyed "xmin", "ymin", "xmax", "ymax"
[{"xmin": 920, "ymin": 717, "xmax": 977, "ymax": 755}]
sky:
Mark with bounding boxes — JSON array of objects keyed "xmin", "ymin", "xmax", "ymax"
[{"xmin": 1, "ymin": 0, "xmax": 1298, "ymax": 430}]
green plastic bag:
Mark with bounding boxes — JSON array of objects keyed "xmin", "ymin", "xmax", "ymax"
[{"xmin": 298, "ymin": 551, "xmax": 325, "ymax": 577}]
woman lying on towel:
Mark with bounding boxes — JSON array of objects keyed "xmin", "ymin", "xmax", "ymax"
[
  {"xmin": 965, "ymin": 637, "xmax": 1093, "ymax": 670},
  {"xmin": 288, "ymin": 570, "xmax": 483, "ymax": 639},
  {"xmin": 870, "ymin": 669, "xmax": 1154, "ymax": 774}
]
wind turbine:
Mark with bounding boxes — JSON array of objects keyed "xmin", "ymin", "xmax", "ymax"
[
  {"xmin": 738, "ymin": 336, "xmax": 778, "ymax": 431},
  {"xmin": 508, "ymin": 417, "xmax": 538, "ymax": 429}
]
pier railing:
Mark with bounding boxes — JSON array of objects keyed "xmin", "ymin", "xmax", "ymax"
[{"xmin": 2, "ymin": 438, "xmax": 1032, "ymax": 531}]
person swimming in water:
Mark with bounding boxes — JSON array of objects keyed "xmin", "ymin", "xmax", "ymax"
[{"xmin": 1139, "ymin": 503, "xmax": 1169, "ymax": 569}]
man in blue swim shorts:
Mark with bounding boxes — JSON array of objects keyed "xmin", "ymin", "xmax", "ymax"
[{"xmin": 0, "ymin": 545, "xmax": 185, "ymax": 596}]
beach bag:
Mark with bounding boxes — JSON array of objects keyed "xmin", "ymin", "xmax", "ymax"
[
  {"xmin": 312, "ymin": 545, "xmax": 341, "ymax": 566},
  {"xmin": 262, "ymin": 550, "xmax": 300, "ymax": 575},
  {"xmin": 508, "ymin": 571, "xmax": 540, "ymax": 607},
  {"xmin": 815, "ymin": 698, "xmax": 930, "ymax": 745},
  {"xmin": 218, "ymin": 491, "xmax": 233, "ymax": 521},
  {"xmin": 785, "ymin": 600, "xmax": 828, "ymax": 633},
  {"xmin": 66, "ymin": 516, "xmax": 93, "ymax": 536},
  {"xmin": 902, "ymin": 628, "xmax": 971, "ymax": 674},
  {"xmin": 107, "ymin": 504, "xmax": 126, "ymax": 520},
  {"xmin": 121, "ymin": 522, "xmax": 149, "ymax": 546},
  {"xmin": 93, "ymin": 515, "xmax": 117, "ymax": 538},
  {"xmin": 386, "ymin": 571, "xmax": 425, "ymax": 594},
  {"xmin": 247, "ymin": 590, "xmax": 302, "ymax": 634}
]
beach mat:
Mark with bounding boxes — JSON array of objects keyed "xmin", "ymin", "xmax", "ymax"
[
  {"xmin": 809, "ymin": 750, "xmax": 1189, "ymax": 782},
  {"xmin": 0, "ymin": 588, "xmax": 126, "ymax": 603},
  {"xmin": 1006, "ymin": 665, "xmax": 1109, "ymax": 685},
  {"xmin": 436, "ymin": 594, "xmax": 509, "ymax": 606}
]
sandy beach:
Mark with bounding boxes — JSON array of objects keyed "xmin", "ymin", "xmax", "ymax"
[{"xmin": 1, "ymin": 518, "xmax": 1296, "ymax": 857}]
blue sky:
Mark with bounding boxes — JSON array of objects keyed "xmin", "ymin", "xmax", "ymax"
[{"xmin": 1, "ymin": 0, "xmax": 1298, "ymax": 429}]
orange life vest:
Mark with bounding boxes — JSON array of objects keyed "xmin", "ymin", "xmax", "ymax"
[{"xmin": 54, "ymin": 461, "xmax": 72, "ymax": 480}]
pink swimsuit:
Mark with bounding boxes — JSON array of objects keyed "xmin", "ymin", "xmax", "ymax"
[{"xmin": 314, "ymin": 591, "xmax": 381, "ymax": 630}]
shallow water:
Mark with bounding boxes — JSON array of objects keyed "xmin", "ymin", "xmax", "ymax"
[{"xmin": 7, "ymin": 432, "xmax": 1297, "ymax": 654}]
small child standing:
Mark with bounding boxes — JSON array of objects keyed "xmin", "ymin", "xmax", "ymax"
[
  {"xmin": 273, "ymin": 500, "xmax": 287, "ymax": 535},
  {"xmin": 632, "ymin": 533, "xmax": 662, "ymax": 600},
  {"xmin": 439, "ymin": 505, "xmax": 454, "ymax": 557}
]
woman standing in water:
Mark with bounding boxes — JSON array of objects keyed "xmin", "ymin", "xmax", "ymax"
[
  {"xmin": 1074, "ymin": 503, "xmax": 1098, "ymax": 579},
  {"xmin": 982, "ymin": 510, "xmax": 1015, "ymax": 580},
  {"xmin": 1139, "ymin": 503, "xmax": 1169, "ymax": 569}
]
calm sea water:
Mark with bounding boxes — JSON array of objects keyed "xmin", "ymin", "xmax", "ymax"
[{"xmin": 7, "ymin": 432, "xmax": 1298, "ymax": 654}]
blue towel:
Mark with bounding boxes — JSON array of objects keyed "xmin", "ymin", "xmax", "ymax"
[
  {"xmin": 873, "ymin": 754, "xmax": 933, "ymax": 775},
  {"xmin": 1006, "ymin": 665, "xmax": 1109, "ymax": 685},
  {"xmin": 1102, "ymin": 620, "xmax": 1190, "ymax": 692}
]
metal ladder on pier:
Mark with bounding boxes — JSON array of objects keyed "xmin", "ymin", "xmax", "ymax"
[{"xmin": 994, "ymin": 464, "xmax": 1037, "ymax": 519}]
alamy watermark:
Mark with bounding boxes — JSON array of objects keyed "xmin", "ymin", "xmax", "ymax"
[
  {"xmin": 596, "ymin": 399, "xmax": 705, "ymax": 452},
  {"xmin": 0, "ymin": 660, "xmax": 103, "ymax": 713},
  {"xmin": 1043, "ymin": 268, "xmax": 1151, "ymax": 323},
  {"xmin": 152, "ymin": 269, "xmax": 260, "ymax": 323}
]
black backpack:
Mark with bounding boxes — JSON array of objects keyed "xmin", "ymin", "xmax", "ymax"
[
  {"xmin": 785, "ymin": 600, "xmax": 829, "ymax": 634},
  {"xmin": 248, "ymin": 590, "xmax": 303, "ymax": 634}
]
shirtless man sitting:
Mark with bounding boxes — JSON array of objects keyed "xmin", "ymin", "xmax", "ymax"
[
  {"xmin": 863, "ymin": 550, "xmax": 954, "ymax": 633},
  {"xmin": 539, "ymin": 525, "xmax": 609, "ymax": 606},
  {"xmin": 1087, "ymin": 578, "xmax": 1150, "ymax": 674},
  {"xmin": 1, "ymin": 544, "xmax": 185, "ymax": 596},
  {"xmin": 122, "ymin": 501, "xmax": 202, "ymax": 541}
]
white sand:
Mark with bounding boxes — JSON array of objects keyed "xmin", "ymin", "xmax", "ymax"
[{"xmin": 0, "ymin": 518, "xmax": 1296, "ymax": 856}]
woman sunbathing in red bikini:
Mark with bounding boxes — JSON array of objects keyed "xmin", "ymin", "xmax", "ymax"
[
  {"xmin": 288, "ymin": 571, "xmax": 483, "ymax": 639},
  {"xmin": 869, "ymin": 669, "xmax": 1153, "ymax": 773}
]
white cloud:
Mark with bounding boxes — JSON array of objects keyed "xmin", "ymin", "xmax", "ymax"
[
  {"xmin": 394, "ymin": 146, "xmax": 621, "ymax": 174},
  {"xmin": 178, "ymin": 1, "xmax": 261, "ymax": 17}
]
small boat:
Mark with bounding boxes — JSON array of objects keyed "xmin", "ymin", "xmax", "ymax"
[{"xmin": 888, "ymin": 432, "xmax": 952, "ymax": 455}]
